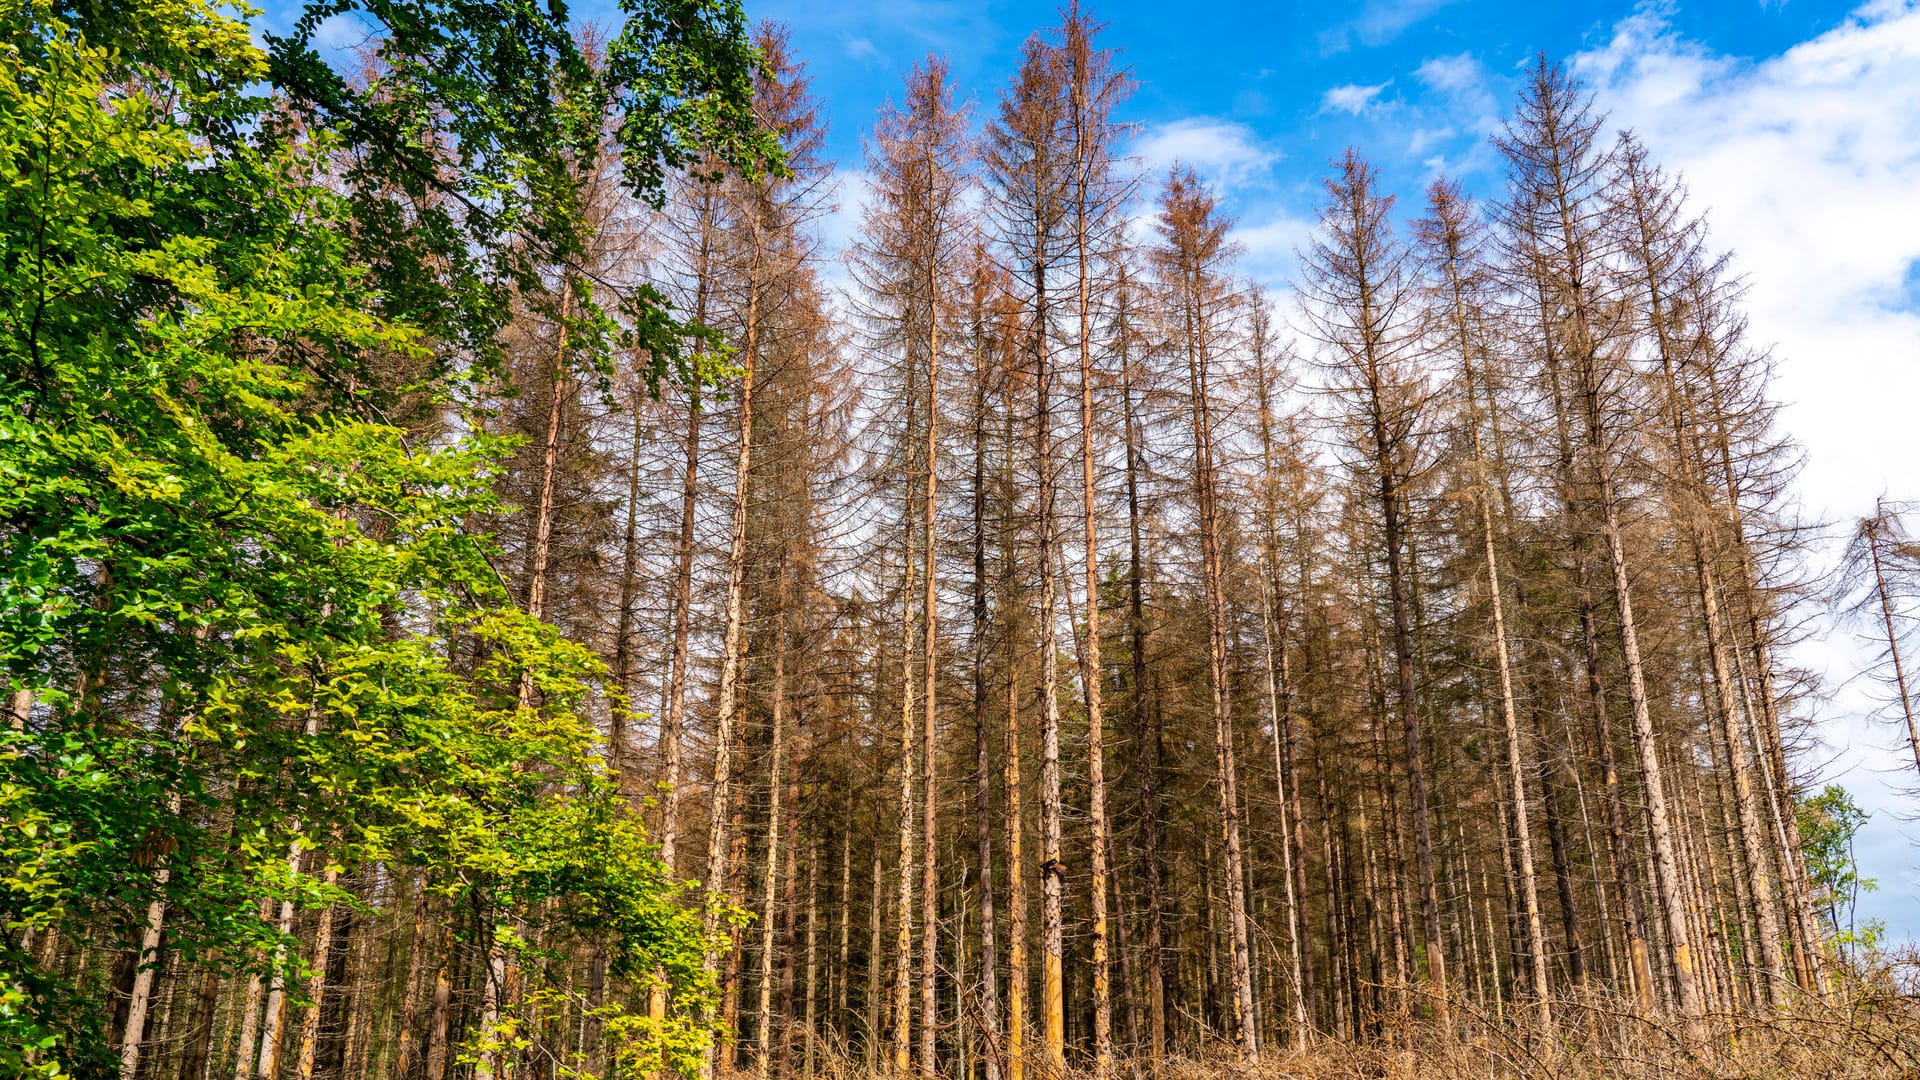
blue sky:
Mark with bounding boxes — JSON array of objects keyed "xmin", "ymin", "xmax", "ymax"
[{"xmin": 267, "ymin": 0, "xmax": 1920, "ymax": 942}]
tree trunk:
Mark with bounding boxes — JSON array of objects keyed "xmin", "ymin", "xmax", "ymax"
[
  {"xmin": 972, "ymin": 313, "xmax": 1002, "ymax": 1080},
  {"xmin": 1119, "ymin": 323, "xmax": 1166, "ymax": 1065},
  {"xmin": 702, "ymin": 221, "xmax": 761, "ymax": 1076},
  {"xmin": 920, "ymin": 252, "xmax": 943, "ymax": 1080},
  {"xmin": 756, "ymin": 564, "xmax": 791, "ymax": 1080},
  {"xmin": 293, "ymin": 868, "xmax": 340, "ymax": 1080}
]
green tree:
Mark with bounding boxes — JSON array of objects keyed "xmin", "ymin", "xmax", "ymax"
[
  {"xmin": 1796, "ymin": 785, "xmax": 1879, "ymax": 948},
  {"xmin": 0, "ymin": 1, "xmax": 750, "ymax": 1074}
]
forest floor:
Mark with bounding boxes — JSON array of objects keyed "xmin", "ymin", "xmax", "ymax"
[{"xmin": 780, "ymin": 964, "xmax": 1920, "ymax": 1080}]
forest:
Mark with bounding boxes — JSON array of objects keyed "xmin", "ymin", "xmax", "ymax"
[{"xmin": 3, "ymin": 0, "xmax": 1918, "ymax": 1077}]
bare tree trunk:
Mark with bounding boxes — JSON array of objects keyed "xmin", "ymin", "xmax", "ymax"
[
  {"xmin": 893, "ymin": 388, "xmax": 920, "ymax": 1079},
  {"xmin": 756, "ymin": 565, "xmax": 791, "ymax": 1080},
  {"xmin": 1062, "ymin": 15, "xmax": 1116, "ymax": 1071},
  {"xmin": 971, "ymin": 312, "xmax": 1002, "ymax": 1080},
  {"xmin": 258, "ymin": 718, "xmax": 327, "ymax": 1080},
  {"xmin": 229, "ymin": 902, "xmax": 270, "ymax": 1080},
  {"xmin": 1701, "ymin": 353, "xmax": 1825, "ymax": 993},
  {"xmin": 1167, "ymin": 188, "xmax": 1256, "ymax": 1052},
  {"xmin": 1589, "ymin": 406, "xmax": 1703, "ymax": 1018},
  {"xmin": 1026, "ymin": 218, "xmax": 1069, "ymax": 1080},
  {"xmin": 702, "ymin": 229, "xmax": 761, "ymax": 1078},
  {"xmin": 1867, "ymin": 510, "xmax": 1920, "ymax": 776},
  {"xmin": 920, "ymin": 248, "xmax": 943, "ymax": 1080},
  {"xmin": 391, "ymin": 891, "xmax": 431, "ymax": 1080},
  {"xmin": 1119, "ymin": 319, "xmax": 1166, "ymax": 1066},
  {"xmin": 1259, "ymin": 587, "xmax": 1309, "ymax": 1046},
  {"xmin": 658, "ymin": 220, "xmax": 712, "ymax": 879},
  {"xmin": 424, "ymin": 961, "xmax": 451, "ymax": 1080},
  {"xmin": 1004, "ymin": 507, "xmax": 1029, "ymax": 1080},
  {"xmin": 839, "ymin": 830, "xmax": 852, "ymax": 1040},
  {"xmin": 1421, "ymin": 184, "xmax": 1549, "ymax": 1021},
  {"xmin": 868, "ymin": 852, "xmax": 884, "ymax": 1075}
]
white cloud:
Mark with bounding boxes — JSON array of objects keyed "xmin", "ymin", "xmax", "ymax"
[
  {"xmin": 1574, "ymin": 0, "xmax": 1920, "ymax": 942},
  {"xmin": 1231, "ymin": 213, "xmax": 1319, "ymax": 301},
  {"xmin": 1406, "ymin": 125, "xmax": 1457, "ymax": 155},
  {"xmin": 1321, "ymin": 80, "xmax": 1392, "ymax": 116},
  {"xmin": 1415, "ymin": 52, "xmax": 1497, "ymax": 118},
  {"xmin": 1132, "ymin": 118, "xmax": 1282, "ymax": 187}
]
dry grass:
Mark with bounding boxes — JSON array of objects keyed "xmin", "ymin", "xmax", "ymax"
[{"xmin": 756, "ymin": 954, "xmax": 1920, "ymax": 1080}]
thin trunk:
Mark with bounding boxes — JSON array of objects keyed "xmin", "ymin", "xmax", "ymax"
[
  {"xmin": 1632, "ymin": 189, "xmax": 1792, "ymax": 1000},
  {"xmin": 1179, "ymin": 250, "xmax": 1256, "ymax": 1054},
  {"xmin": 392, "ymin": 891, "xmax": 430, "ymax": 1080},
  {"xmin": 703, "ymin": 224, "xmax": 761, "ymax": 1076},
  {"xmin": 1259, "ymin": 588, "xmax": 1309, "ymax": 1046},
  {"xmin": 1573, "ymin": 341, "xmax": 1702, "ymax": 1017},
  {"xmin": 893, "ymin": 395, "xmax": 920, "ymax": 1079},
  {"xmin": 424, "ymin": 960, "xmax": 451, "ymax": 1080},
  {"xmin": 1066, "ymin": 29, "xmax": 1114, "ymax": 1074},
  {"xmin": 1004, "ymin": 524, "xmax": 1029, "ymax": 1080},
  {"xmin": 1120, "ymin": 333, "xmax": 1166, "ymax": 1065},
  {"xmin": 804, "ymin": 834, "xmax": 819, "ymax": 1079},
  {"xmin": 920, "ymin": 257, "xmax": 943, "ymax": 1080},
  {"xmin": 838, "ymin": 830, "xmax": 852, "ymax": 1039},
  {"xmin": 972, "ymin": 330, "xmax": 1002, "ymax": 1080},
  {"xmin": 755, "ymin": 566, "xmax": 790, "ymax": 1080},
  {"xmin": 868, "ymin": 852, "xmax": 884, "ymax": 1074},
  {"xmin": 293, "ymin": 868, "xmax": 340, "ymax": 1080},
  {"xmin": 1544, "ymin": 327, "xmax": 1655, "ymax": 1008},
  {"xmin": 177, "ymin": 969, "xmax": 219, "ymax": 1080},
  {"xmin": 1031, "ymin": 245, "xmax": 1068, "ymax": 1078},
  {"xmin": 1702, "ymin": 355, "xmax": 1824, "ymax": 992},
  {"xmin": 1868, "ymin": 512, "xmax": 1920, "ymax": 776},
  {"xmin": 118, "ymin": 792, "xmax": 182, "ymax": 1080},
  {"xmin": 1430, "ymin": 197, "xmax": 1549, "ymax": 1019},
  {"xmin": 229, "ymin": 902, "xmax": 270, "ymax": 1080}
]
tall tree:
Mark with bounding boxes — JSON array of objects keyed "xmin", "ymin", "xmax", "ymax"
[
  {"xmin": 1150, "ymin": 166, "xmax": 1257, "ymax": 1055},
  {"xmin": 1496, "ymin": 59, "xmax": 1702, "ymax": 1020},
  {"xmin": 1414, "ymin": 178, "xmax": 1550, "ymax": 1020},
  {"xmin": 1302, "ymin": 151, "xmax": 1450, "ymax": 1030},
  {"xmin": 1060, "ymin": 7, "xmax": 1132, "ymax": 1073},
  {"xmin": 984, "ymin": 33, "xmax": 1070, "ymax": 1075}
]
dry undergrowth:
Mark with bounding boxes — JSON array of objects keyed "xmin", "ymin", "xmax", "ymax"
[{"xmin": 760, "ymin": 958, "xmax": 1920, "ymax": 1080}]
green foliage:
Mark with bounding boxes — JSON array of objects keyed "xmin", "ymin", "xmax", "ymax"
[
  {"xmin": 0, "ymin": 0, "xmax": 749, "ymax": 1072},
  {"xmin": 1796, "ymin": 783, "xmax": 1879, "ymax": 945},
  {"xmin": 265, "ymin": 0, "xmax": 783, "ymax": 393}
]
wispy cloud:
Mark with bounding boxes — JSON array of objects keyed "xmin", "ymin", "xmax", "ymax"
[
  {"xmin": 1232, "ymin": 213, "xmax": 1319, "ymax": 294},
  {"xmin": 1414, "ymin": 52, "xmax": 1496, "ymax": 118},
  {"xmin": 1320, "ymin": 0, "xmax": 1462, "ymax": 55},
  {"xmin": 843, "ymin": 36, "xmax": 883, "ymax": 66},
  {"xmin": 1320, "ymin": 80, "xmax": 1392, "ymax": 115}
]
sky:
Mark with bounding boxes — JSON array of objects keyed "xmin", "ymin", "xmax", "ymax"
[{"xmin": 267, "ymin": 0, "xmax": 1920, "ymax": 942}]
